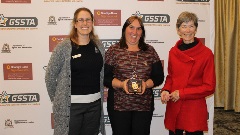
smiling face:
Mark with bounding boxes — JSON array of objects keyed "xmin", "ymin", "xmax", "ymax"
[
  {"xmin": 125, "ymin": 19, "xmax": 142, "ymax": 46},
  {"xmin": 177, "ymin": 20, "xmax": 197, "ymax": 44},
  {"xmin": 74, "ymin": 10, "xmax": 93, "ymax": 36}
]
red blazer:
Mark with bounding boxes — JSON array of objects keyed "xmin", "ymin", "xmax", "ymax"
[{"xmin": 162, "ymin": 38, "xmax": 216, "ymax": 132}]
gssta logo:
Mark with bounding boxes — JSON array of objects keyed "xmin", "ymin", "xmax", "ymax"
[
  {"xmin": 132, "ymin": 11, "xmax": 170, "ymax": 23},
  {"xmin": 100, "ymin": 39, "xmax": 119, "ymax": 51},
  {"xmin": 0, "ymin": 91, "xmax": 40, "ymax": 104},
  {"xmin": 0, "ymin": 14, "xmax": 38, "ymax": 27}
]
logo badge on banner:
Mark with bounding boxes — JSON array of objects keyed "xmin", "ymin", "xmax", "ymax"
[
  {"xmin": 0, "ymin": 14, "xmax": 38, "ymax": 30},
  {"xmin": 3, "ymin": 63, "xmax": 33, "ymax": 80},
  {"xmin": 94, "ymin": 10, "xmax": 121, "ymax": 26},
  {"xmin": 100, "ymin": 39, "xmax": 119, "ymax": 51},
  {"xmin": 0, "ymin": 91, "xmax": 40, "ymax": 105},
  {"xmin": 132, "ymin": 11, "xmax": 170, "ymax": 26},
  {"xmin": 5, "ymin": 119, "xmax": 14, "ymax": 128},
  {"xmin": 49, "ymin": 35, "xmax": 68, "ymax": 52},
  {"xmin": 1, "ymin": 43, "xmax": 11, "ymax": 53},
  {"xmin": 48, "ymin": 16, "xmax": 57, "ymax": 25},
  {"xmin": 4, "ymin": 118, "xmax": 34, "ymax": 129}
]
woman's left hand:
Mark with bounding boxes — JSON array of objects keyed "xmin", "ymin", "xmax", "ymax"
[
  {"xmin": 138, "ymin": 80, "xmax": 147, "ymax": 95},
  {"xmin": 170, "ymin": 90, "xmax": 180, "ymax": 102}
]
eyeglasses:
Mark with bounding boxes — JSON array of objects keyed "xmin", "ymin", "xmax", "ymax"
[{"xmin": 76, "ymin": 18, "xmax": 92, "ymax": 23}]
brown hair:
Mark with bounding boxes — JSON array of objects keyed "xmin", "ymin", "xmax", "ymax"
[
  {"xmin": 119, "ymin": 16, "xmax": 147, "ymax": 51},
  {"xmin": 69, "ymin": 7, "xmax": 100, "ymax": 46}
]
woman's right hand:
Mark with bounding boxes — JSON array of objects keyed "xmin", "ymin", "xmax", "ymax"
[
  {"xmin": 161, "ymin": 90, "xmax": 170, "ymax": 104},
  {"xmin": 122, "ymin": 79, "xmax": 133, "ymax": 94}
]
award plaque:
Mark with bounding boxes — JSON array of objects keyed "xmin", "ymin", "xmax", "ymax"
[{"xmin": 127, "ymin": 79, "xmax": 142, "ymax": 93}]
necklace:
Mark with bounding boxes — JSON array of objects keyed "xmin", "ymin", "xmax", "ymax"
[{"xmin": 127, "ymin": 50, "xmax": 139, "ymax": 79}]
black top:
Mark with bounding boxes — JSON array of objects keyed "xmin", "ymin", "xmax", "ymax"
[
  {"xmin": 71, "ymin": 40, "xmax": 103, "ymax": 95},
  {"xmin": 178, "ymin": 38, "xmax": 198, "ymax": 51}
]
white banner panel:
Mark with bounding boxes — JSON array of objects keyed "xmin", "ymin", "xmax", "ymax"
[{"xmin": 0, "ymin": 0, "xmax": 214, "ymax": 135}]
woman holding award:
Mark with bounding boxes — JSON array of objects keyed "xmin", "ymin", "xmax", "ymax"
[{"xmin": 104, "ymin": 16, "xmax": 164, "ymax": 135}]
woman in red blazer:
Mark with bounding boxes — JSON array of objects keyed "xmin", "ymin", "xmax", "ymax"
[{"xmin": 161, "ymin": 11, "xmax": 216, "ymax": 135}]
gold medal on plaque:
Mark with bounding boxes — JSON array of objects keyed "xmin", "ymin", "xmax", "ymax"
[{"xmin": 127, "ymin": 72, "xmax": 142, "ymax": 93}]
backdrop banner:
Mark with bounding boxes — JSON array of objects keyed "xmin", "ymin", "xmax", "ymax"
[{"xmin": 0, "ymin": 0, "xmax": 214, "ymax": 135}]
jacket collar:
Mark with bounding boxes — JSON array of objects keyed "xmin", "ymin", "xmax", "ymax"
[{"xmin": 172, "ymin": 38, "xmax": 206, "ymax": 62}]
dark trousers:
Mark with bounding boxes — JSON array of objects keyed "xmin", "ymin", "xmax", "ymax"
[
  {"xmin": 107, "ymin": 109, "xmax": 153, "ymax": 135},
  {"xmin": 169, "ymin": 129, "xmax": 203, "ymax": 135},
  {"xmin": 68, "ymin": 99, "xmax": 101, "ymax": 135}
]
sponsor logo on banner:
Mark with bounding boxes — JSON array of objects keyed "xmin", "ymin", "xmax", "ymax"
[
  {"xmin": 1, "ymin": 0, "xmax": 31, "ymax": 3},
  {"xmin": 1, "ymin": 43, "xmax": 32, "ymax": 53},
  {"xmin": 0, "ymin": 14, "xmax": 38, "ymax": 30},
  {"xmin": 94, "ymin": 10, "xmax": 121, "ymax": 26},
  {"xmin": 132, "ymin": 11, "xmax": 170, "ymax": 26},
  {"xmin": 49, "ymin": 35, "xmax": 68, "ymax": 52},
  {"xmin": 12, "ymin": 44, "xmax": 32, "ymax": 49},
  {"xmin": 4, "ymin": 119, "xmax": 34, "ymax": 129},
  {"xmin": 58, "ymin": 16, "xmax": 72, "ymax": 21},
  {"xmin": 0, "ymin": 91, "xmax": 40, "ymax": 106},
  {"xmin": 14, "ymin": 119, "xmax": 34, "ymax": 124},
  {"xmin": 48, "ymin": 16, "xmax": 57, "ymax": 25},
  {"xmin": 3, "ymin": 63, "xmax": 33, "ymax": 80},
  {"xmin": 100, "ymin": 39, "xmax": 119, "ymax": 51},
  {"xmin": 44, "ymin": 0, "xmax": 83, "ymax": 2},
  {"xmin": 1, "ymin": 43, "xmax": 11, "ymax": 53},
  {"xmin": 47, "ymin": 16, "xmax": 72, "ymax": 25},
  {"xmin": 5, "ymin": 119, "xmax": 14, "ymax": 128}
]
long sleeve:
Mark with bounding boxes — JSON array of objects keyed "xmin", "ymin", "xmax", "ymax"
[
  {"xmin": 104, "ymin": 63, "xmax": 114, "ymax": 89},
  {"xmin": 179, "ymin": 52, "xmax": 216, "ymax": 100},
  {"xmin": 45, "ymin": 44, "xmax": 64, "ymax": 102},
  {"xmin": 150, "ymin": 61, "xmax": 164, "ymax": 87}
]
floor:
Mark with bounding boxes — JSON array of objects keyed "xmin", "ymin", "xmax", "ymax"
[{"xmin": 213, "ymin": 107, "xmax": 240, "ymax": 135}]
